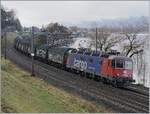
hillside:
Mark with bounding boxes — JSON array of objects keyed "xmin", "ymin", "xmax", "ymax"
[{"xmin": 1, "ymin": 58, "xmax": 109, "ymax": 113}]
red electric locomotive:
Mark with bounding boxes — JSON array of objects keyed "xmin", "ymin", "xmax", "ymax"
[{"xmin": 101, "ymin": 55, "xmax": 134, "ymax": 86}]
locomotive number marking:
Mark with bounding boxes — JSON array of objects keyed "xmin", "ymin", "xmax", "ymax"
[{"xmin": 73, "ymin": 59, "xmax": 87, "ymax": 71}]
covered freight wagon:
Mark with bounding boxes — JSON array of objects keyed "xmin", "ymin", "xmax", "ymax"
[{"xmin": 48, "ymin": 47, "xmax": 72, "ymax": 67}]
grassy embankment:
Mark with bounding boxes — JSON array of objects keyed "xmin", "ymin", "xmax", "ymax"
[{"xmin": 1, "ymin": 58, "xmax": 110, "ymax": 113}]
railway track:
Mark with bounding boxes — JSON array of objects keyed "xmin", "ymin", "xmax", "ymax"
[
  {"xmin": 35, "ymin": 57, "xmax": 149, "ymax": 106},
  {"xmin": 36, "ymin": 62, "xmax": 149, "ymax": 112},
  {"xmin": 5, "ymin": 46, "xmax": 149, "ymax": 113},
  {"xmin": 125, "ymin": 85, "xmax": 149, "ymax": 96}
]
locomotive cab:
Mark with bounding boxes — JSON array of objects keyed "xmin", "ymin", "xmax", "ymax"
[
  {"xmin": 101, "ymin": 56, "xmax": 135, "ymax": 86},
  {"xmin": 110, "ymin": 56, "xmax": 134, "ymax": 84},
  {"xmin": 112, "ymin": 58, "xmax": 132, "ymax": 75}
]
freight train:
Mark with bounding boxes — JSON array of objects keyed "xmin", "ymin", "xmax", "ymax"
[{"xmin": 14, "ymin": 37, "xmax": 135, "ymax": 87}]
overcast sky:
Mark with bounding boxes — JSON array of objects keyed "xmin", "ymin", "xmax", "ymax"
[{"xmin": 2, "ymin": 1, "xmax": 149, "ymax": 27}]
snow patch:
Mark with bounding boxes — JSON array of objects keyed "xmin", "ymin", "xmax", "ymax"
[{"xmin": 69, "ymin": 37, "xmax": 92, "ymax": 49}]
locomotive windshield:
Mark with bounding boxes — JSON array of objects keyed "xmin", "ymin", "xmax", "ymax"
[
  {"xmin": 112, "ymin": 59, "xmax": 133, "ymax": 70},
  {"xmin": 116, "ymin": 59, "xmax": 124, "ymax": 68},
  {"xmin": 125, "ymin": 60, "xmax": 133, "ymax": 70}
]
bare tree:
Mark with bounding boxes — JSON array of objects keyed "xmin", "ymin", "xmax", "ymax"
[
  {"xmin": 90, "ymin": 26, "xmax": 122, "ymax": 52},
  {"xmin": 45, "ymin": 23, "xmax": 73, "ymax": 47},
  {"xmin": 121, "ymin": 21, "xmax": 146, "ymax": 57},
  {"xmin": 1, "ymin": 6, "xmax": 22, "ymax": 32}
]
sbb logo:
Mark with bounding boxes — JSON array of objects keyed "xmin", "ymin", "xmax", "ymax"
[{"xmin": 73, "ymin": 59, "xmax": 87, "ymax": 71}]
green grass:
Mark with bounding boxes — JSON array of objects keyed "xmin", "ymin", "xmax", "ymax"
[{"xmin": 1, "ymin": 58, "xmax": 110, "ymax": 113}]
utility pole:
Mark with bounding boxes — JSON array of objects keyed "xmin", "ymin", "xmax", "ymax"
[
  {"xmin": 96, "ymin": 27, "xmax": 98, "ymax": 54},
  {"xmin": 143, "ymin": 63, "xmax": 145, "ymax": 85},
  {"xmin": 31, "ymin": 26, "xmax": 35, "ymax": 76},
  {"xmin": 4, "ymin": 31, "xmax": 7, "ymax": 59},
  {"xmin": 137, "ymin": 53, "xmax": 139, "ymax": 83},
  {"xmin": 4, "ymin": 18, "xmax": 9, "ymax": 59}
]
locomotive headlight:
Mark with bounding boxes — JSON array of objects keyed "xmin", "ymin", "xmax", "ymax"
[
  {"xmin": 117, "ymin": 73, "xmax": 119, "ymax": 76},
  {"xmin": 123, "ymin": 70, "xmax": 127, "ymax": 74}
]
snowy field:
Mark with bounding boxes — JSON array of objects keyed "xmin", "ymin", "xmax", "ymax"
[
  {"xmin": 69, "ymin": 37, "xmax": 92, "ymax": 49},
  {"xmin": 69, "ymin": 34, "xmax": 150, "ymax": 87}
]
